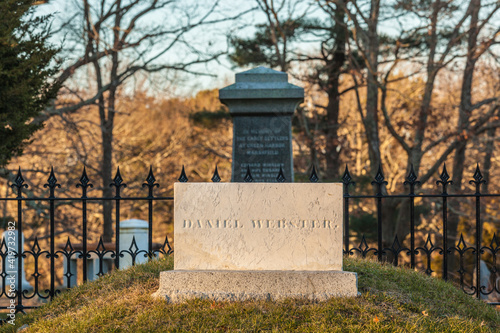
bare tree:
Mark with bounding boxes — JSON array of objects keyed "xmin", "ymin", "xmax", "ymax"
[
  {"xmin": 336, "ymin": 0, "xmax": 382, "ymax": 174},
  {"xmin": 35, "ymin": 0, "xmax": 252, "ymax": 241},
  {"xmin": 386, "ymin": 0, "xmax": 498, "ymax": 242}
]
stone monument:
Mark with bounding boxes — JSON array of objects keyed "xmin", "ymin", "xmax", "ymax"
[
  {"xmin": 153, "ymin": 183, "xmax": 358, "ymax": 303},
  {"xmin": 219, "ymin": 67, "xmax": 303, "ymax": 182}
]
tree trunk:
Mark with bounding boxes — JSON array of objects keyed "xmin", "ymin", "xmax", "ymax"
[
  {"xmin": 324, "ymin": 89, "xmax": 341, "ymax": 180},
  {"xmin": 323, "ymin": 7, "xmax": 346, "ymax": 180},
  {"xmin": 364, "ymin": 0, "xmax": 381, "ymax": 173},
  {"xmin": 450, "ymin": 0, "xmax": 480, "ymax": 245},
  {"xmin": 101, "ymin": 122, "xmax": 114, "ymax": 242},
  {"xmin": 101, "ymin": 0, "xmax": 122, "ymax": 243},
  {"xmin": 482, "ymin": 128, "xmax": 495, "ymax": 193}
]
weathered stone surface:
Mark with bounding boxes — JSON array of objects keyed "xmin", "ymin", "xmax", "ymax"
[
  {"xmin": 174, "ymin": 183, "xmax": 343, "ymax": 271},
  {"xmin": 219, "ymin": 67, "xmax": 304, "ymax": 182},
  {"xmin": 152, "ymin": 270, "xmax": 358, "ymax": 303}
]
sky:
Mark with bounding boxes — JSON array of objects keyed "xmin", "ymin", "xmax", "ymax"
[
  {"xmin": 31, "ymin": 0, "xmax": 484, "ymax": 97},
  {"xmin": 33, "ymin": 0, "xmax": 264, "ymax": 96}
]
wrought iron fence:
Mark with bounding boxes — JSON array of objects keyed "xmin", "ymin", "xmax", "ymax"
[
  {"xmin": 340, "ymin": 163, "xmax": 500, "ymax": 306},
  {"xmin": 0, "ymin": 166, "xmax": 175, "ymax": 320},
  {"xmin": 0, "ymin": 162, "xmax": 498, "ymax": 323}
]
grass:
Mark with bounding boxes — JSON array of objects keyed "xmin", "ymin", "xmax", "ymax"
[{"xmin": 0, "ymin": 256, "xmax": 498, "ymax": 332}]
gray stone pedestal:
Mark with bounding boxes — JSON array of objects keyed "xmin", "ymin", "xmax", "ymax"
[{"xmin": 152, "ymin": 270, "xmax": 358, "ymax": 303}]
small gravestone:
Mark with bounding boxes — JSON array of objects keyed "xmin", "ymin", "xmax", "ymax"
[
  {"xmin": 153, "ymin": 183, "xmax": 358, "ymax": 303},
  {"xmin": 219, "ymin": 67, "xmax": 303, "ymax": 182},
  {"xmin": 1, "ymin": 230, "xmax": 33, "ymax": 292},
  {"xmin": 119, "ymin": 219, "xmax": 149, "ymax": 268}
]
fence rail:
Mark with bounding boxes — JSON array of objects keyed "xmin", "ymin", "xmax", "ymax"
[{"xmin": 0, "ymin": 162, "xmax": 498, "ymax": 324}]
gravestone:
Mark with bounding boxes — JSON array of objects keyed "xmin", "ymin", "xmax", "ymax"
[
  {"xmin": 219, "ymin": 67, "xmax": 303, "ymax": 182},
  {"xmin": 1, "ymin": 230, "xmax": 33, "ymax": 292},
  {"xmin": 152, "ymin": 183, "xmax": 358, "ymax": 303},
  {"xmin": 119, "ymin": 219, "xmax": 148, "ymax": 268}
]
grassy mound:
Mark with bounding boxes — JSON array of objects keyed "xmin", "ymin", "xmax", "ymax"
[{"xmin": 1, "ymin": 257, "xmax": 498, "ymax": 332}]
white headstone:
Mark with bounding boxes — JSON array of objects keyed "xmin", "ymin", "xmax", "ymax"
[
  {"xmin": 174, "ymin": 183, "xmax": 342, "ymax": 271},
  {"xmin": 153, "ymin": 183, "xmax": 358, "ymax": 303},
  {"xmin": 1, "ymin": 230, "xmax": 33, "ymax": 292},
  {"xmin": 119, "ymin": 219, "xmax": 148, "ymax": 268}
]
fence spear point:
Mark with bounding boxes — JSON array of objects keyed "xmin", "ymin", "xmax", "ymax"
[
  {"xmin": 276, "ymin": 166, "xmax": 286, "ymax": 182},
  {"xmin": 11, "ymin": 166, "xmax": 28, "ymax": 191},
  {"xmin": 309, "ymin": 165, "xmax": 319, "ymax": 183},
  {"xmin": 111, "ymin": 167, "xmax": 127, "ymax": 189},
  {"xmin": 244, "ymin": 166, "xmax": 253, "ymax": 182},
  {"xmin": 404, "ymin": 164, "xmax": 420, "ymax": 185},
  {"xmin": 372, "ymin": 164, "xmax": 387, "ymax": 185},
  {"xmin": 342, "ymin": 165, "xmax": 354, "ymax": 185},
  {"xmin": 471, "ymin": 163, "xmax": 486, "ymax": 184},
  {"xmin": 440, "ymin": 163, "xmax": 450, "ymax": 183},
  {"xmin": 178, "ymin": 165, "xmax": 188, "ymax": 182},
  {"xmin": 45, "ymin": 167, "xmax": 61, "ymax": 190},
  {"xmin": 211, "ymin": 165, "xmax": 221, "ymax": 182}
]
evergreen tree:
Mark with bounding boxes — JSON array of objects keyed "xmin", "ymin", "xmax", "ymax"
[{"xmin": 0, "ymin": 0, "xmax": 59, "ymax": 167}]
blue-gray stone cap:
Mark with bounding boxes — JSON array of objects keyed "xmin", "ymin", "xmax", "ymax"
[{"xmin": 219, "ymin": 66, "xmax": 304, "ymax": 100}]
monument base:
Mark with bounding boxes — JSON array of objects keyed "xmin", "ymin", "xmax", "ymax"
[{"xmin": 152, "ymin": 270, "xmax": 358, "ymax": 303}]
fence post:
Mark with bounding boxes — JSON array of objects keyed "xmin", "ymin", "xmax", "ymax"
[
  {"xmin": 470, "ymin": 164, "xmax": 486, "ymax": 299},
  {"xmin": 77, "ymin": 167, "xmax": 92, "ymax": 283},
  {"xmin": 10, "ymin": 168, "xmax": 28, "ymax": 313},
  {"xmin": 437, "ymin": 164, "xmax": 452, "ymax": 281},
  {"xmin": 404, "ymin": 164, "xmax": 420, "ymax": 269},
  {"xmin": 111, "ymin": 167, "xmax": 126, "ymax": 269},
  {"xmin": 371, "ymin": 165, "xmax": 387, "ymax": 262},
  {"xmin": 342, "ymin": 165, "xmax": 354, "ymax": 255},
  {"xmin": 44, "ymin": 167, "xmax": 60, "ymax": 300},
  {"xmin": 143, "ymin": 166, "xmax": 159, "ymax": 260}
]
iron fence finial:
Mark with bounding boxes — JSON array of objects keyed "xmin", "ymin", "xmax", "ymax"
[
  {"xmin": 371, "ymin": 164, "xmax": 387, "ymax": 196},
  {"xmin": 211, "ymin": 165, "xmax": 221, "ymax": 182},
  {"xmin": 404, "ymin": 164, "xmax": 421, "ymax": 195},
  {"xmin": 342, "ymin": 165, "xmax": 355, "ymax": 195},
  {"xmin": 178, "ymin": 165, "xmax": 188, "ymax": 182},
  {"xmin": 469, "ymin": 163, "xmax": 486, "ymax": 194},
  {"xmin": 309, "ymin": 165, "xmax": 319, "ymax": 183},
  {"xmin": 437, "ymin": 163, "xmax": 453, "ymax": 194},
  {"xmin": 244, "ymin": 166, "xmax": 253, "ymax": 182}
]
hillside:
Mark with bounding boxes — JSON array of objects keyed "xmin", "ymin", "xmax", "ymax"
[{"xmin": 1, "ymin": 257, "xmax": 498, "ymax": 332}]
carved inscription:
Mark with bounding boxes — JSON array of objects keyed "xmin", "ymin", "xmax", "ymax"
[
  {"xmin": 183, "ymin": 220, "xmax": 242, "ymax": 229},
  {"xmin": 175, "ymin": 183, "xmax": 344, "ymax": 271},
  {"xmin": 239, "ymin": 162, "xmax": 285, "ymax": 180},
  {"xmin": 183, "ymin": 219, "xmax": 338, "ymax": 229},
  {"xmin": 251, "ymin": 219, "xmax": 337, "ymax": 229},
  {"xmin": 232, "ymin": 120, "xmax": 292, "ymax": 182},
  {"xmin": 235, "ymin": 128, "xmax": 289, "ymax": 157}
]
